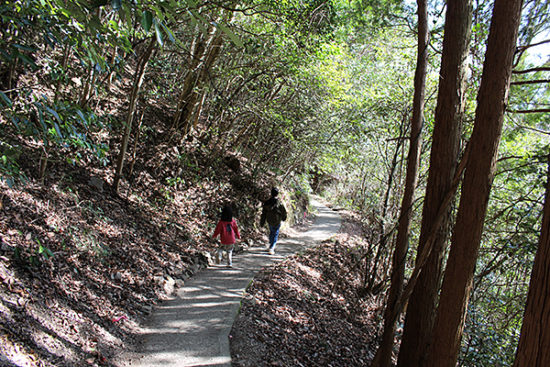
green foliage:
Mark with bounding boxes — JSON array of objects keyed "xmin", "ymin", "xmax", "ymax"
[
  {"xmin": 9, "ymin": 97, "xmax": 108, "ymax": 165},
  {"xmin": 0, "ymin": 141, "xmax": 25, "ymax": 187},
  {"xmin": 461, "ymin": 303, "xmax": 521, "ymax": 366},
  {"xmin": 13, "ymin": 238, "xmax": 55, "ymax": 267},
  {"xmin": 0, "ymin": 1, "xmax": 547, "ymax": 364}
]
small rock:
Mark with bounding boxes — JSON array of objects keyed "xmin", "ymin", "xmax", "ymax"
[
  {"xmin": 199, "ymin": 251, "xmax": 212, "ymax": 267},
  {"xmin": 168, "ymin": 266, "xmax": 183, "ymax": 277},
  {"xmin": 175, "ymin": 279, "xmax": 185, "ymax": 288},
  {"xmin": 163, "ymin": 275, "xmax": 175, "ymax": 295},
  {"xmin": 17, "ymin": 297, "xmax": 27, "ymax": 307}
]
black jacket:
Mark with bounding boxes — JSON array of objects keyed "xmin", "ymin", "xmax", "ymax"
[{"xmin": 260, "ymin": 198, "xmax": 287, "ymax": 227}]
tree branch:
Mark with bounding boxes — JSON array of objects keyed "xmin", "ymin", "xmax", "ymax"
[
  {"xmin": 510, "ymin": 79, "xmax": 550, "ymax": 85},
  {"xmin": 507, "ymin": 108, "xmax": 550, "ymax": 114},
  {"xmin": 516, "ymin": 38, "xmax": 550, "ymax": 53},
  {"xmin": 513, "ymin": 67, "xmax": 550, "ymax": 74}
]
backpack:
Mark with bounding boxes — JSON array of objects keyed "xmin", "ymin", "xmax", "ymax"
[{"xmin": 266, "ymin": 202, "xmax": 286, "ymax": 224}]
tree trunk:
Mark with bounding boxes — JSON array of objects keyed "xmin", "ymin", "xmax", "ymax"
[
  {"xmin": 79, "ymin": 65, "xmax": 94, "ymax": 108},
  {"xmin": 128, "ymin": 107, "xmax": 146, "ymax": 181},
  {"xmin": 113, "ymin": 37, "xmax": 156, "ymax": 193},
  {"xmin": 366, "ymin": 123, "xmax": 405, "ymax": 291},
  {"xmin": 173, "ymin": 11, "xmax": 232, "ymax": 134},
  {"xmin": 178, "ymin": 33, "xmax": 224, "ymax": 136},
  {"xmin": 54, "ymin": 44, "xmax": 70, "ymax": 102},
  {"xmin": 397, "ymin": 2, "xmax": 473, "ymax": 365},
  {"xmin": 38, "ymin": 143, "xmax": 49, "ymax": 184},
  {"xmin": 372, "ymin": 1, "xmax": 428, "ymax": 365},
  {"xmin": 425, "ymin": 0, "xmax": 522, "ymax": 365},
  {"xmin": 172, "ymin": 26, "xmax": 213, "ymax": 130},
  {"xmin": 107, "ymin": 46, "xmax": 118, "ymax": 89},
  {"xmin": 513, "ymin": 157, "xmax": 550, "ymax": 366}
]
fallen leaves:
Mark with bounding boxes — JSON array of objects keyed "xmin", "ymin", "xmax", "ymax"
[
  {"xmin": 230, "ymin": 215, "xmax": 383, "ymax": 367},
  {"xmin": 0, "ymin": 127, "xmax": 277, "ymax": 366}
]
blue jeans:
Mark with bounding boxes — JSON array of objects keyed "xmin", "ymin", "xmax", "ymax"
[{"xmin": 268, "ymin": 224, "xmax": 281, "ymax": 250}]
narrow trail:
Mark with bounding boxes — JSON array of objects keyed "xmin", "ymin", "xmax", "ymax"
[{"xmin": 117, "ymin": 198, "xmax": 342, "ymax": 367}]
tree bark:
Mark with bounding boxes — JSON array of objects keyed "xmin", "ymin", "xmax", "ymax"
[
  {"xmin": 172, "ymin": 25, "xmax": 215, "ymax": 130},
  {"xmin": 113, "ymin": 37, "xmax": 156, "ymax": 193},
  {"xmin": 425, "ymin": 0, "xmax": 522, "ymax": 365},
  {"xmin": 513, "ymin": 157, "xmax": 550, "ymax": 367},
  {"xmin": 397, "ymin": 1, "xmax": 472, "ymax": 365},
  {"xmin": 173, "ymin": 10, "xmax": 233, "ymax": 135},
  {"xmin": 372, "ymin": 1, "xmax": 428, "ymax": 366}
]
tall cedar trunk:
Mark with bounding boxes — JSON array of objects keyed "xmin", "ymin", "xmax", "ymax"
[
  {"xmin": 372, "ymin": 1, "xmax": 428, "ymax": 365},
  {"xmin": 113, "ymin": 38, "xmax": 156, "ymax": 193},
  {"xmin": 513, "ymin": 157, "xmax": 550, "ymax": 367},
  {"xmin": 425, "ymin": 0, "xmax": 522, "ymax": 365},
  {"xmin": 397, "ymin": 1, "xmax": 473, "ymax": 365}
]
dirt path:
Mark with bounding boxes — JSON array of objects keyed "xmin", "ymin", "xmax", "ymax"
[{"xmin": 116, "ymin": 197, "xmax": 341, "ymax": 367}]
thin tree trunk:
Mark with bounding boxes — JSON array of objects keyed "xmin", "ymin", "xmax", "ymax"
[
  {"xmin": 425, "ymin": 0, "xmax": 522, "ymax": 365},
  {"xmin": 513, "ymin": 157, "xmax": 550, "ymax": 366},
  {"xmin": 366, "ymin": 128, "xmax": 405, "ymax": 290},
  {"xmin": 8, "ymin": 58, "xmax": 18, "ymax": 93},
  {"xmin": 38, "ymin": 143, "xmax": 49, "ymax": 184},
  {"xmin": 397, "ymin": 1, "xmax": 473, "ymax": 365},
  {"xmin": 172, "ymin": 19, "xmax": 221, "ymax": 131},
  {"xmin": 107, "ymin": 46, "xmax": 118, "ymax": 89},
  {"xmin": 114, "ymin": 38, "xmax": 156, "ymax": 193},
  {"xmin": 372, "ymin": 1, "xmax": 428, "ymax": 365},
  {"xmin": 79, "ymin": 65, "xmax": 94, "ymax": 108},
  {"xmin": 171, "ymin": 26, "xmax": 208, "ymax": 130},
  {"xmin": 54, "ymin": 44, "xmax": 70, "ymax": 102},
  {"xmin": 191, "ymin": 91, "xmax": 207, "ymax": 131},
  {"xmin": 128, "ymin": 107, "xmax": 146, "ymax": 180},
  {"xmin": 179, "ymin": 33, "xmax": 224, "ymax": 136}
]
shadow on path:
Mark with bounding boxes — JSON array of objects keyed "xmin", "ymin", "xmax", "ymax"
[{"xmin": 116, "ymin": 197, "xmax": 341, "ymax": 367}]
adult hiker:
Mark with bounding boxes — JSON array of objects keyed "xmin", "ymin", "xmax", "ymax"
[{"xmin": 260, "ymin": 187, "xmax": 287, "ymax": 255}]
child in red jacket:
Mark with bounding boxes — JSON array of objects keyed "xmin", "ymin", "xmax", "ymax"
[{"xmin": 212, "ymin": 204, "xmax": 240, "ymax": 267}]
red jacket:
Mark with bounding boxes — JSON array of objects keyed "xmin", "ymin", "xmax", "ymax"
[{"xmin": 212, "ymin": 219, "xmax": 240, "ymax": 245}]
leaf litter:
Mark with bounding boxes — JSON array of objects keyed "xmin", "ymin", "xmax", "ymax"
[{"xmin": 230, "ymin": 212, "xmax": 385, "ymax": 367}]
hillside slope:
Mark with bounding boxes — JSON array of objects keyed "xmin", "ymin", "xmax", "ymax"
[{"xmin": 0, "ymin": 119, "xmax": 316, "ymax": 366}]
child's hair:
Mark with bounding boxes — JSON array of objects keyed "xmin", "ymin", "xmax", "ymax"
[{"xmin": 220, "ymin": 204, "xmax": 233, "ymax": 222}]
